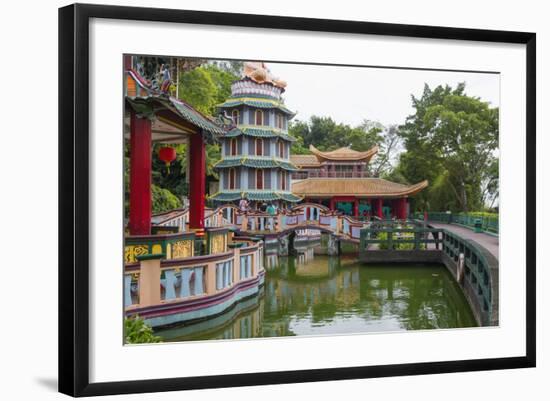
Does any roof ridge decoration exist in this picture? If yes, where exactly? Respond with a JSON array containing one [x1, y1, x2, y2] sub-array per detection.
[[309, 144, 379, 162]]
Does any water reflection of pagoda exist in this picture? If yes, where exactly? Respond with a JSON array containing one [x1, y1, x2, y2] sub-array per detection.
[[210, 62, 301, 207]]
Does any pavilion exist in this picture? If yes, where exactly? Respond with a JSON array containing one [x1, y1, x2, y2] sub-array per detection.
[[290, 145, 428, 219], [124, 56, 225, 237]]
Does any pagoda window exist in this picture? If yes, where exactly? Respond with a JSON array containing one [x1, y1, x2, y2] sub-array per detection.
[[278, 141, 284, 158], [232, 109, 240, 125], [255, 109, 264, 126], [255, 138, 264, 156], [256, 169, 264, 189], [281, 171, 287, 190], [230, 138, 237, 156], [229, 168, 236, 190], [276, 114, 284, 129]]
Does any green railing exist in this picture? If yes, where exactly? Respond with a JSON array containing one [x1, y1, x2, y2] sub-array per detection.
[[440, 230, 496, 325], [359, 226, 443, 251], [410, 212, 499, 234]]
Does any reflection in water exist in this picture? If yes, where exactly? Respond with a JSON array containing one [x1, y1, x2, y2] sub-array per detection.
[[156, 253, 477, 342]]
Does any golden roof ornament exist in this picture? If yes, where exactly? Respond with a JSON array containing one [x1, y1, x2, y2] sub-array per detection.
[[243, 62, 287, 88]]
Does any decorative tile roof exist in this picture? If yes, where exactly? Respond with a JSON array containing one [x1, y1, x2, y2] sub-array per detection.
[[209, 190, 301, 202], [291, 178, 428, 197], [217, 97, 295, 116], [214, 157, 298, 171], [309, 144, 379, 162], [290, 154, 321, 167], [223, 126, 296, 142]]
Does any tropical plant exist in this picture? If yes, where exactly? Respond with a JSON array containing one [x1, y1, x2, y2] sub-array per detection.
[[124, 316, 162, 344]]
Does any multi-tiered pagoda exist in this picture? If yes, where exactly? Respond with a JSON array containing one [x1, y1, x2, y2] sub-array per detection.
[[210, 62, 301, 206]]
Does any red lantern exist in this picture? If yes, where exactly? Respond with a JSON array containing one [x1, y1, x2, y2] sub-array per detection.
[[159, 146, 177, 173]]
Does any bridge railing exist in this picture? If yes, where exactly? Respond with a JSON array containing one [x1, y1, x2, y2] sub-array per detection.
[[124, 239, 264, 310], [359, 226, 443, 251], [441, 230, 498, 325], [411, 211, 499, 234]]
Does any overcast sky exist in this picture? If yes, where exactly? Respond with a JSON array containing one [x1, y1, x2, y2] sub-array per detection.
[[262, 62, 500, 127]]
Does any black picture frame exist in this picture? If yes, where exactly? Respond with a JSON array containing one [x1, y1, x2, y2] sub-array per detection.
[[58, 3, 536, 397]]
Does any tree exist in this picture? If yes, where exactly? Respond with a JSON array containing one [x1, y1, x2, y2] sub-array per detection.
[[370, 124, 401, 177], [396, 83, 499, 212]]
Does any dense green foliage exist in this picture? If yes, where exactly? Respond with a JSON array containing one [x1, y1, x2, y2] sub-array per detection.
[[152, 184, 182, 214], [395, 83, 499, 212], [124, 316, 162, 344]]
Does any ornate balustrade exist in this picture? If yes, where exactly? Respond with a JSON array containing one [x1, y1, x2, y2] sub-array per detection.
[[124, 239, 264, 313], [125, 231, 195, 263]]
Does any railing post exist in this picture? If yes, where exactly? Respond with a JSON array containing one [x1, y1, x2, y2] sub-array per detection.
[[136, 253, 164, 307], [206, 261, 217, 294]]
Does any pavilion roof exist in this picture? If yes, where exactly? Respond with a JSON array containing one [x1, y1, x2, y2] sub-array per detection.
[[290, 154, 321, 167], [309, 145, 379, 162], [125, 69, 226, 141], [291, 178, 428, 198]]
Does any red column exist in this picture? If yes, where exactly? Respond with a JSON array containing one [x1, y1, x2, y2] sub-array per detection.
[[353, 198, 359, 217], [329, 198, 335, 211], [377, 198, 383, 219], [189, 133, 206, 230], [400, 198, 408, 220], [129, 111, 152, 235]]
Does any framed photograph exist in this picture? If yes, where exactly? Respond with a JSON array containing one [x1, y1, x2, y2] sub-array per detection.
[[58, 3, 536, 397]]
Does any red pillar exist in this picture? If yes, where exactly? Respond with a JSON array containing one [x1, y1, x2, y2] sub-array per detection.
[[353, 198, 359, 217], [129, 111, 152, 235], [329, 198, 335, 211], [377, 198, 383, 219], [400, 198, 408, 219], [189, 133, 206, 230]]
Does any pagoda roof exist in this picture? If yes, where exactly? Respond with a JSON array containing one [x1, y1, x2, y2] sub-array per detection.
[[224, 126, 296, 142], [309, 145, 379, 162], [291, 178, 428, 198], [217, 97, 295, 116], [214, 156, 298, 171], [209, 190, 301, 202]]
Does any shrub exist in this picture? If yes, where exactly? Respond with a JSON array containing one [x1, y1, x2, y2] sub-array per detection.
[[124, 316, 162, 344]]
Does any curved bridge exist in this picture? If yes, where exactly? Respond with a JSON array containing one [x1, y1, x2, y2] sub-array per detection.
[[152, 202, 372, 241]]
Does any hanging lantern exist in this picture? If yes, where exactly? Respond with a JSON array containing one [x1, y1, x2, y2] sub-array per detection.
[[159, 146, 177, 174]]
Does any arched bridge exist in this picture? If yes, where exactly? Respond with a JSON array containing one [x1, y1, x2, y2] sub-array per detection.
[[152, 202, 372, 241]]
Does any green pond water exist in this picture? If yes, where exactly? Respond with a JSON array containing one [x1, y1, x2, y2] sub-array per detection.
[[155, 254, 477, 342]]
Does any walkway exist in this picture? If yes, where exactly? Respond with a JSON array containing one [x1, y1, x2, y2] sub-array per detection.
[[428, 222, 499, 259]]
